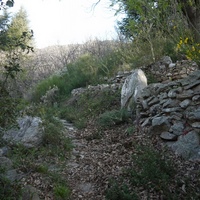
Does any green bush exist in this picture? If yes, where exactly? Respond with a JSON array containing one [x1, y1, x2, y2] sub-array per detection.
[[106, 144, 195, 199], [128, 145, 176, 192], [106, 181, 138, 200], [30, 50, 126, 105], [35, 164, 48, 174], [0, 96, 17, 127], [96, 50, 123, 77], [41, 114, 73, 156], [98, 109, 130, 128], [8, 144, 39, 173], [58, 89, 121, 129], [31, 54, 104, 103]]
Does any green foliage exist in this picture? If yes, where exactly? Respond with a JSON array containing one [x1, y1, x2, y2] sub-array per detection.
[[106, 144, 178, 199], [20, 104, 73, 155], [112, 0, 194, 41], [176, 36, 200, 65], [31, 54, 100, 102], [6, 104, 72, 199], [0, 9, 33, 80], [5, 7, 32, 50], [35, 164, 49, 174], [128, 145, 176, 192], [0, 176, 21, 200], [0, 83, 21, 127], [106, 181, 138, 200], [145, 72, 158, 84], [8, 142, 71, 199], [42, 116, 64, 145], [58, 89, 121, 129], [30, 76, 60, 102], [30, 49, 125, 104], [126, 126, 135, 135], [8, 144, 39, 173], [110, 0, 196, 66], [53, 184, 70, 200], [96, 50, 123, 77], [98, 109, 130, 128]]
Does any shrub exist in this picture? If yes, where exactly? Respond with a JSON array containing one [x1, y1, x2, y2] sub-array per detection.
[[98, 109, 130, 128], [176, 36, 200, 65], [106, 144, 191, 199], [53, 184, 70, 200], [0, 175, 21, 200], [41, 114, 72, 154], [35, 164, 48, 174], [31, 54, 103, 103], [58, 89, 121, 128], [106, 181, 138, 200], [0, 95, 17, 127], [40, 85, 59, 105], [128, 145, 176, 192], [96, 50, 123, 77]]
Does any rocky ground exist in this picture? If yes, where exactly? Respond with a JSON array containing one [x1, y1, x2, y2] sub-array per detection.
[[65, 120, 200, 200], [16, 116, 200, 200]]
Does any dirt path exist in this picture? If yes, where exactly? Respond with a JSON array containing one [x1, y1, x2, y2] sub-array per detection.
[[66, 122, 135, 200], [19, 119, 199, 199]]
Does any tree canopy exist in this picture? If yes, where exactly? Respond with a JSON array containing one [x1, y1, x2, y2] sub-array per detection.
[[0, 0, 33, 87], [110, 0, 200, 42]]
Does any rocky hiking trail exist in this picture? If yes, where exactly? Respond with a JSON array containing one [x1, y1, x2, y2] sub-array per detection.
[[2, 60, 200, 199], [7, 117, 199, 200], [64, 119, 200, 200], [65, 121, 134, 200]]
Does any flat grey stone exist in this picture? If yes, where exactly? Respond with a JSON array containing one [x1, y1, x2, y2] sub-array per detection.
[[79, 182, 93, 193], [160, 132, 178, 141], [169, 122, 184, 136], [171, 131, 200, 160], [22, 185, 40, 200], [179, 99, 191, 108]]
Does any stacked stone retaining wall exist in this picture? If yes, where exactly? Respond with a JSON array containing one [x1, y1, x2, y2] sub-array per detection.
[[137, 70, 200, 160]]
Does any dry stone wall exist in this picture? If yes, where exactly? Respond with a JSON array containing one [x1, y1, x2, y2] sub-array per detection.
[[141, 56, 199, 82], [137, 70, 200, 160]]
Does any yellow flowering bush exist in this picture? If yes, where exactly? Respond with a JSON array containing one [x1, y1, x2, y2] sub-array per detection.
[[176, 37, 200, 64]]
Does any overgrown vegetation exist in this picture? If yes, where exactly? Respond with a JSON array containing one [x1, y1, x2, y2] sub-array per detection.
[[5, 112, 72, 199], [30, 51, 122, 103], [58, 89, 121, 128], [98, 109, 130, 128], [106, 144, 200, 199], [0, 175, 21, 200]]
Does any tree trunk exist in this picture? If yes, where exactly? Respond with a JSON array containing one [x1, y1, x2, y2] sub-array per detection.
[[180, 0, 200, 42]]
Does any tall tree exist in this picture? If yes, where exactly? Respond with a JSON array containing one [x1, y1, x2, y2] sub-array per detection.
[[0, 0, 33, 88], [6, 7, 33, 50]]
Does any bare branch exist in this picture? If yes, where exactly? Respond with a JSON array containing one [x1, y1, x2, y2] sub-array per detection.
[[92, 0, 101, 10]]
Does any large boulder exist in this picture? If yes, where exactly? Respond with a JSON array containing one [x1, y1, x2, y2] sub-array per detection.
[[170, 131, 200, 160], [121, 69, 147, 111], [3, 116, 43, 148]]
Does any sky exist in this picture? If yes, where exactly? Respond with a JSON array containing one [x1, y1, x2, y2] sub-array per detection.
[[8, 0, 120, 48]]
